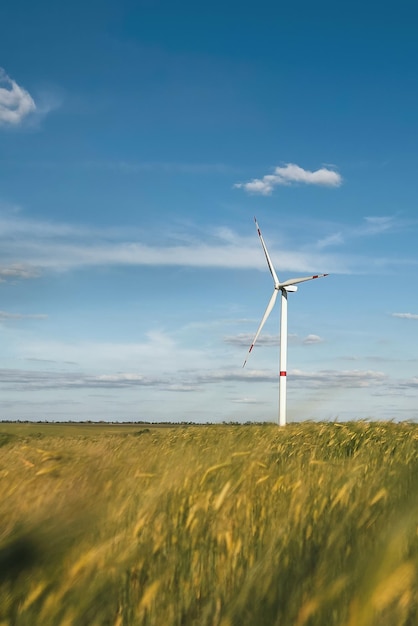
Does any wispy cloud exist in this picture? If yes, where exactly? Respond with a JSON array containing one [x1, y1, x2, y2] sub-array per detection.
[[0, 264, 40, 281], [224, 333, 323, 347], [231, 397, 265, 405], [398, 377, 418, 389], [316, 232, 344, 249], [338, 354, 418, 363], [289, 368, 387, 389], [0, 368, 163, 390], [313, 214, 401, 255], [0, 311, 47, 321], [234, 163, 342, 195], [0, 68, 36, 127], [17, 331, 207, 376], [224, 333, 280, 347], [0, 211, 347, 277], [360, 216, 395, 236], [0, 363, 394, 396], [194, 367, 386, 390], [392, 313, 418, 320], [0, 210, 413, 280]]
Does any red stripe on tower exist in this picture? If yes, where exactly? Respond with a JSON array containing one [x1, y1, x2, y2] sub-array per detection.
[[280, 371, 287, 376]]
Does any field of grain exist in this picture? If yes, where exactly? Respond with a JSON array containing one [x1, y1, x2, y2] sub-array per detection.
[[1, 421, 418, 626]]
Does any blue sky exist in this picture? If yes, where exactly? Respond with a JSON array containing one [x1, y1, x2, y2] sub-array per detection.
[[1, 0, 418, 422]]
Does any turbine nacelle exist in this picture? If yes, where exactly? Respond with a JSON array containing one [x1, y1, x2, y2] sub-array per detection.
[[282, 285, 297, 292], [275, 284, 298, 292]]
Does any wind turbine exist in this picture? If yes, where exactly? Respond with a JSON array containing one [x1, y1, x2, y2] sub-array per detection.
[[243, 217, 328, 426]]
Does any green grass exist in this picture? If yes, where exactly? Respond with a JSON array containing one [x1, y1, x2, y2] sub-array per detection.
[[1, 421, 418, 625]]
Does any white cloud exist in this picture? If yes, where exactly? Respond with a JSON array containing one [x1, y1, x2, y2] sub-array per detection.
[[392, 313, 418, 320], [302, 334, 324, 345], [0, 68, 36, 126], [234, 163, 342, 195]]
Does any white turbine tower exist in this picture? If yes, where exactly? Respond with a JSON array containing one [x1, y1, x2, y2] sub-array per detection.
[[243, 217, 328, 426]]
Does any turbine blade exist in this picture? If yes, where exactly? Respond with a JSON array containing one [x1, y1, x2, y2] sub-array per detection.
[[279, 273, 329, 288], [254, 217, 280, 286], [243, 289, 278, 367]]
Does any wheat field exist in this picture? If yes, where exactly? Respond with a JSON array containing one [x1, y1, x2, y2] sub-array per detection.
[[1, 421, 418, 625]]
